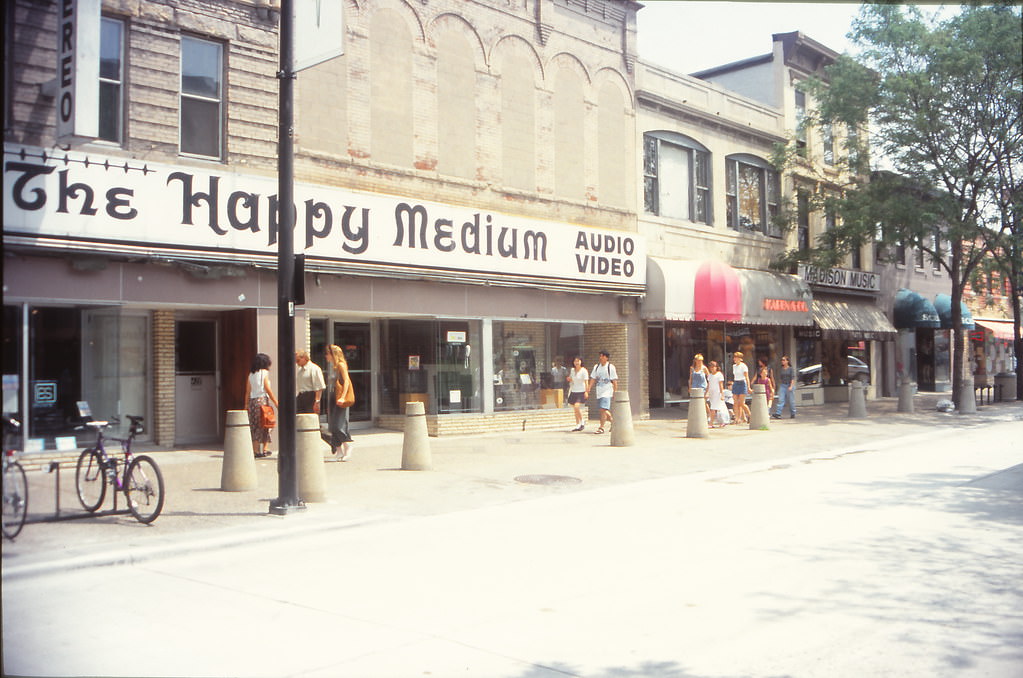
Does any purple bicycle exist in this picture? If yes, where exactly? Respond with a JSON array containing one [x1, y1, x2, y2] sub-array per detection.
[[75, 416, 165, 524]]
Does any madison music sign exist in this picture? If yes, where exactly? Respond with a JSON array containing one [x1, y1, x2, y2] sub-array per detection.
[[798, 264, 880, 293], [3, 145, 645, 293]]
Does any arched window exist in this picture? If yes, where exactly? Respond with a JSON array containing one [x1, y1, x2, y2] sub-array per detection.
[[725, 154, 780, 237], [643, 132, 711, 225]]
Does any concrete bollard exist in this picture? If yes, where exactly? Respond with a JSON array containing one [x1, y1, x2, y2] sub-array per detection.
[[959, 375, 977, 414], [221, 410, 257, 491], [749, 383, 770, 430], [295, 413, 327, 502], [610, 390, 635, 447], [686, 388, 709, 439], [897, 381, 915, 413], [401, 401, 433, 470], [994, 372, 1017, 402], [848, 381, 868, 418]]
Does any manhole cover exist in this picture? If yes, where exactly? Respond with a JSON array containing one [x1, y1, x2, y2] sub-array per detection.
[[514, 474, 582, 486]]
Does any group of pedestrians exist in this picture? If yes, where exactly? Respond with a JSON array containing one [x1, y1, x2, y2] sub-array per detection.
[[244, 348, 798, 450], [566, 350, 619, 434], [688, 352, 797, 429], [244, 346, 355, 461]]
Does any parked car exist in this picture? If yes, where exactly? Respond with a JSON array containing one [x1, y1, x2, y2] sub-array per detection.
[[798, 356, 870, 386]]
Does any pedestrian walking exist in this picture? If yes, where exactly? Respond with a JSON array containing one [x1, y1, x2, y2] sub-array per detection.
[[586, 350, 618, 434], [728, 351, 751, 425], [706, 360, 730, 427], [689, 353, 711, 425], [295, 349, 326, 415], [325, 344, 355, 461], [567, 356, 589, 432], [773, 355, 797, 419], [244, 352, 278, 458]]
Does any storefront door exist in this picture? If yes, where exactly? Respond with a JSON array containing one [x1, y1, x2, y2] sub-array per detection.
[[916, 329, 936, 391], [174, 319, 219, 444], [332, 322, 371, 423]]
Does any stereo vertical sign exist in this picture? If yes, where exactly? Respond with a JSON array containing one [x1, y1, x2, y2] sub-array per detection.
[[56, 0, 100, 144]]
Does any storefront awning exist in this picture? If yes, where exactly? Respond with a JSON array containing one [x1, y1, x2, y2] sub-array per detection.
[[643, 257, 812, 326], [893, 288, 941, 328], [974, 319, 1019, 342], [934, 294, 976, 330], [736, 269, 813, 327], [812, 299, 897, 340]]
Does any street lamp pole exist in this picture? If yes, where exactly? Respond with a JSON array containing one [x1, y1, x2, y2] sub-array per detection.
[[270, 0, 302, 515]]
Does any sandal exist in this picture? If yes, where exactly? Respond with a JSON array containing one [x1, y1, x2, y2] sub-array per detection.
[[595, 428, 605, 434]]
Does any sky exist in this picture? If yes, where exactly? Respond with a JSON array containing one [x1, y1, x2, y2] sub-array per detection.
[[636, 2, 865, 74], [637, 2, 928, 75]]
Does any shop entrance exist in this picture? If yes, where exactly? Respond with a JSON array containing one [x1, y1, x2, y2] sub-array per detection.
[[916, 329, 936, 391], [331, 322, 371, 424], [174, 319, 219, 444]]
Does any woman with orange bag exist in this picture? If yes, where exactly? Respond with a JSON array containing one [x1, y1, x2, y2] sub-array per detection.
[[325, 344, 355, 461]]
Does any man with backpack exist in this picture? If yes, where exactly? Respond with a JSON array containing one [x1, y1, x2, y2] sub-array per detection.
[[586, 350, 618, 434]]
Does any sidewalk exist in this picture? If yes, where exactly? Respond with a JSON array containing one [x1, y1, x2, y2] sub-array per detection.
[[3, 393, 1021, 579]]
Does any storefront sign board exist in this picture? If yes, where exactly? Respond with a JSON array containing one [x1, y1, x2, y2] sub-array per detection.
[[3, 145, 645, 294], [798, 264, 880, 293]]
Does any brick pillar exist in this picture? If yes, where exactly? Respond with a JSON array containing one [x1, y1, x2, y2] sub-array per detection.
[[584, 323, 628, 419], [153, 310, 175, 446]]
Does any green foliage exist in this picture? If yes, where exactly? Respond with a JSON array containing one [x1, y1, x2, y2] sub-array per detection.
[[778, 4, 1021, 272], [777, 3, 1023, 403]]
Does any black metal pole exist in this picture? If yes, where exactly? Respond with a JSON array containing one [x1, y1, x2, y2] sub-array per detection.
[[270, 0, 302, 515]]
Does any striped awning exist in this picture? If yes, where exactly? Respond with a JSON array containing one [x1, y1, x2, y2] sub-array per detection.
[[812, 299, 896, 340], [974, 319, 1019, 342]]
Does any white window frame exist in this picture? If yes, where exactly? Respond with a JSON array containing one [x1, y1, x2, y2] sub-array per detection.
[[643, 132, 712, 225], [179, 35, 224, 159], [726, 155, 780, 238], [98, 16, 124, 144]]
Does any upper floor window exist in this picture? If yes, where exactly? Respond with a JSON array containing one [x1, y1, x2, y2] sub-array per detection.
[[180, 36, 223, 158], [823, 123, 835, 165], [932, 234, 942, 271], [98, 17, 124, 144], [847, 125, 861, 168], [797, 190, 810, 252], [794, 89, 807, 153], [643, 133, 711, 224], [726, 155, 781, 237]]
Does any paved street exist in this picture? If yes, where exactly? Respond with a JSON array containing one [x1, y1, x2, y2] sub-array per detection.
[[2, 397, 1022, 677]]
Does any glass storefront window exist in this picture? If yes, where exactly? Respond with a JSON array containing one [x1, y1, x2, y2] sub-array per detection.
[[797, 337, 819, 386], [30, 307, 83, 443], [9, 306, 150, 449], [379, 319, 481, 415], [660, 322, 780, 402], [492, 321, 582, 411], [802, 338, 870, 387], [3, 306, 23, 422]]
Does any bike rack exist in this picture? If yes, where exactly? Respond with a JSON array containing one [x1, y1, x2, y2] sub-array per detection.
[[30, 460, 130, 524]]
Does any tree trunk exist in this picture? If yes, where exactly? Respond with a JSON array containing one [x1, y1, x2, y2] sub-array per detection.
[[950, 245, 966, 409]]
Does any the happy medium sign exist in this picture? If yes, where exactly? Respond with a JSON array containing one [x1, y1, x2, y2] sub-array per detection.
[[4, 145, 645, 293]]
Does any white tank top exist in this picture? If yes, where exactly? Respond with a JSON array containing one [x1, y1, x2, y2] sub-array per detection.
[[248, 369, 267, 399]]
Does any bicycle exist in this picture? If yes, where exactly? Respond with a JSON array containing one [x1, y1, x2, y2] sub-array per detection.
[[2, 416, 28, 540], [75, 415, 165, 524]]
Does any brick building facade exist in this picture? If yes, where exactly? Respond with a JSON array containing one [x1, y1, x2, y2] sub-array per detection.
[[3, 0, 646, 447]]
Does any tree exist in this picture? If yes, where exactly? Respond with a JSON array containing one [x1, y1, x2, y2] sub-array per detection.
[[779, 3, 1023, 408]]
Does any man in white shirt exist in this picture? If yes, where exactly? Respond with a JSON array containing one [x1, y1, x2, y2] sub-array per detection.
[[295, 350, 327, 414], [586, 350, 618, 434]]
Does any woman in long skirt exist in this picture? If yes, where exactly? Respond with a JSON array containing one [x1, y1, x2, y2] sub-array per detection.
[[244, 353, 278, 457], [325, 344, 354, 460]]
